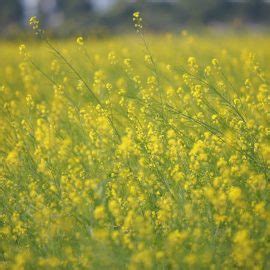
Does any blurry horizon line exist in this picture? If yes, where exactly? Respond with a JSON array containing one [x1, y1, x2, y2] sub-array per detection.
[[18, 0, 270, 28]]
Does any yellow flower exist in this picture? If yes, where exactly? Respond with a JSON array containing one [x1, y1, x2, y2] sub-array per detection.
[[94, 205, 105, 220], [6, 150, 19, 166], [76, 36, 84, 46], [133, 11, 143, 31], [133, 12, 140, 18], [29, 16, 39, 30], [233, 230, 253, 267], [228, 186, 242, 204]]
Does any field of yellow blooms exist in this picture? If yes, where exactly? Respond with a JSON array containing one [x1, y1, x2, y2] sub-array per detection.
[[0, 16, 270, 269]]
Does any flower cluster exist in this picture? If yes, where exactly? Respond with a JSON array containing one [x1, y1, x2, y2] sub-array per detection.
[[133, 12, 143, 32], [0, 22, 269, 269]]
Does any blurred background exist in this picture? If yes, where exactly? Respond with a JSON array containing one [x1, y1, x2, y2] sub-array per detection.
[[1, 0, 270, 38]]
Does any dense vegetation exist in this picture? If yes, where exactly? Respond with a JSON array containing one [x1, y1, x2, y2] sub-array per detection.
[[0, 15, 269, 269]]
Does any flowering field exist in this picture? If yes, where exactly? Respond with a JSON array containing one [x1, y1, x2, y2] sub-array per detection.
[[0, 16, 270, 269]]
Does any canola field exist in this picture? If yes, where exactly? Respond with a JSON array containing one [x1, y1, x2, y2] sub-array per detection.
[[0, 16, 270, 269]]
